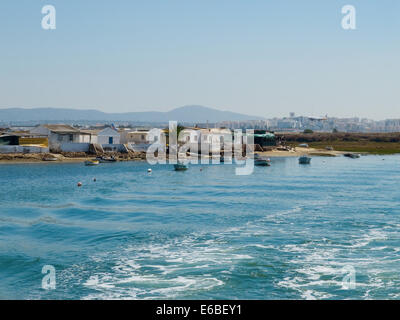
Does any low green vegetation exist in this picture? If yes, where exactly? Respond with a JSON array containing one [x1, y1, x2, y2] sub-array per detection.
[[281, 132, 400, 155], [309, 141, 400, 155]]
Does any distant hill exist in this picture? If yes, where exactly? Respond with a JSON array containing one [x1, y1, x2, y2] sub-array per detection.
[[0, 105, 264, 123]]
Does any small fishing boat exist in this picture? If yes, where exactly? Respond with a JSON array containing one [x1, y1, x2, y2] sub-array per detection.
[[174, 162, 189, 171], [84, 160, 100, 166], [299, 155, 311, 164], [344, 153, 360, 159], [299, 143, 309, 148], [96, 156, 117, 163], [254, 153, 271, 166], [43, 156, 57, 161]]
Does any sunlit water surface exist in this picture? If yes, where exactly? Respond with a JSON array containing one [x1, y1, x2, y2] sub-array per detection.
[[0, 155, 400, 299]]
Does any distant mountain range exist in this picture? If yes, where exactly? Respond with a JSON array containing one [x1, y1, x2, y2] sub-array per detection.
[[0, 106, 264, 123], [0, 105, 264, 123]]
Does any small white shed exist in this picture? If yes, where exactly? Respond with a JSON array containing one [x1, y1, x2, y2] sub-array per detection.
[[97, 127, 120, 145]]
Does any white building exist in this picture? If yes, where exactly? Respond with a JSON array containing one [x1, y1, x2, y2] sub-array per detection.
[[97, 127, 120, 145], [120, 130, 150, 145], [30, 124, 95, 152], [120, 129, 169, 152]]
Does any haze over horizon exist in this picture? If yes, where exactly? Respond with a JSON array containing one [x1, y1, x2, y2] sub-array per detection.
[[1, 0, 399, 120], [0, 105, 399, 122]]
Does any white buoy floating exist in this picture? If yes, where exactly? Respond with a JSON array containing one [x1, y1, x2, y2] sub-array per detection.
[[148, 168, 152, 173]]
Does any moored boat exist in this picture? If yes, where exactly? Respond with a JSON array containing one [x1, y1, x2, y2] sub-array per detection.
[[254, 153, 271, 166], [84, 160, 100, 166], [174, 162, 189, 171], [299, 155, 311, 164], [344, 153, 360, 159], [96, 156, 117, 163]]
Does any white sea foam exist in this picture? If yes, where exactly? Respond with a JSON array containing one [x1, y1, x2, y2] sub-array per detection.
[[80, 232, 255, 299], [274, 225, 400, 299], [66, 209, 400, 300]]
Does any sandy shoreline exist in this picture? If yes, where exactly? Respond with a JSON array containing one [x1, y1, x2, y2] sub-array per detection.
[[257, 147, 346, 158], [0, 151, 147, 164], [0, 157, 95, 164], [0, 147, 351, 164]]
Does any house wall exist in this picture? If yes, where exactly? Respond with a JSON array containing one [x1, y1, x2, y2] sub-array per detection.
[[60, 143, 90, 152], [0, 145, 49, 154], [98, 135, 120, 145], [48, 133, 71, 152], [48, 133, 93, 151], [121, 132, 149, 144], [88, 135, 98, 144], [98, 128, 121, 145], [76, 134, 93, 143], [102, 144, 126, 152]]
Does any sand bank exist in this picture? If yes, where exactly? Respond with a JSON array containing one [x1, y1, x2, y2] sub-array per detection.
[[257, 147, 345, 158], [0, 147, 348, 164]]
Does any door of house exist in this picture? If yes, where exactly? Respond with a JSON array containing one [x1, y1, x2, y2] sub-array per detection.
[[109, 137, 113, 144]]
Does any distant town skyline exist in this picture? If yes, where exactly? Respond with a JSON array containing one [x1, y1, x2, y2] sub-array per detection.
[[1, 1, 399, 120], [1, 105, 400, 123]]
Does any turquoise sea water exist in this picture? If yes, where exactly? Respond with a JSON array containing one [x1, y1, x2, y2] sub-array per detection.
[[0, 155, 400, 300]]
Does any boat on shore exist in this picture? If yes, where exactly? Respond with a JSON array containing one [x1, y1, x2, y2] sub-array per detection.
[[299, 155, 311, 164], [254, 153, 271, 166], [42, 156, 58, 161], [344, 153, 360, 159], [84, 160, 100, 166]]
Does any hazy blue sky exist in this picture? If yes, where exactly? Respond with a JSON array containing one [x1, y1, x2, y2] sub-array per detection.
[[0, 0, 399, 119]]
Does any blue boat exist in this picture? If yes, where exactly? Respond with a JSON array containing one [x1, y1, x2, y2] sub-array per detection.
[[174, 162, 189, 171], [254, 153, 271, 166], [344, 153, 360, 159], [299, 155, 311, 164]]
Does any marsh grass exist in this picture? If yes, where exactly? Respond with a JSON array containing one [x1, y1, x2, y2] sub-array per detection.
[[309, 141, 400, 154], [281, 132, 400, 155]]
